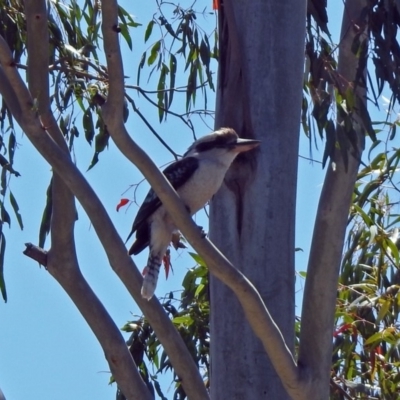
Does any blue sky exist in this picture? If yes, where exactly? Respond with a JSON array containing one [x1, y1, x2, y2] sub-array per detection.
[[0, 1, 389, 399]]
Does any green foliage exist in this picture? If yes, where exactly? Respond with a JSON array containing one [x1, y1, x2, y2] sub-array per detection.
[[9, 191, 23, 230], [303, 2, 400, 168], [0, 232, 6, 301], [329, 118, 400, 398], [0, 0, 25, 64], [273, 5, 400, 396], [136, 2, 217, 122], [368, 1, 400, 104], [0, 124, 21, 299]]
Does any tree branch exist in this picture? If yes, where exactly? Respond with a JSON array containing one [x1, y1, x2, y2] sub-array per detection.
[[299, 0, 368, 398], [23, 245, 152, 400], [23, 243, 48, 265], [100, 1, 211, 398], [24, 0, 74, 238], [100, 0, 303, 397], [22, 3, 153, 398], [24, 0, 50, 115], [47, 250, 154, 400]]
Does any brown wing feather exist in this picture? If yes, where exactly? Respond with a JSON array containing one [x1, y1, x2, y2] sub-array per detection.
[[127, 157, 199, 254]]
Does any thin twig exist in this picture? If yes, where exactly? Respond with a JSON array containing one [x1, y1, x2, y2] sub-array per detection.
[[132, 87, 196, 134], [125, 94, 179, 159], [126, 82, 207, 94]]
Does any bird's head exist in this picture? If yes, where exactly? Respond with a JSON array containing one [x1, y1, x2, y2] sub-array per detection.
[[184, 128, 260, 163]]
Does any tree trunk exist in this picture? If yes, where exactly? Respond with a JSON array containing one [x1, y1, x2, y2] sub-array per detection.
[[209, 1, 306, 398]]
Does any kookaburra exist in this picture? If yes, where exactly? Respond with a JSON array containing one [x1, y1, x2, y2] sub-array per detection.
[[127, 127, 260, 300]]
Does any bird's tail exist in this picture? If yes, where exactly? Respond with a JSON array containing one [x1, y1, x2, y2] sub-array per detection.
[[141, 253, 162, 300]]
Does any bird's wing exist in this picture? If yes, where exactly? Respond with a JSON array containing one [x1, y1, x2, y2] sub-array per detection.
[[127, 157, 199, 241]]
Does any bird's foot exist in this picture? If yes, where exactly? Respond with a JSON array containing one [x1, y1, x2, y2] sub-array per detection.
[[171, 231, 187, 250]]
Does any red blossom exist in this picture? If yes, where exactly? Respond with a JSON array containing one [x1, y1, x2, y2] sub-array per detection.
[[163, 249, 173, 279], [116, 198, 129, 211]]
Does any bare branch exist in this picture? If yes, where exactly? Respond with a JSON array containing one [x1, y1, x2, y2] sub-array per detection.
[[126, 83, 207, 94], [24, 0, 50, 115], [47, 248, 153, 400], [299, 0, 368, 397], [129, 88, 196, 134], [100, 1, 210, 399], [25, 0, 73, 237], [100, 1, 302, 398], [22, 243, 148, 400], [22, 3, 152, 398], [23, 243, 48, 265]]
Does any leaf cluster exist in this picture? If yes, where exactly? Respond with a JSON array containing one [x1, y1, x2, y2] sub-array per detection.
[[330, 142, 400, 399], [368, 1, 400, 105], [303, 2, 400, 168], [136, 1, 217, 126]]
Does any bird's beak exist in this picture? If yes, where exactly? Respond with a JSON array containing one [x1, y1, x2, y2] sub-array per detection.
[[231, 138, 261, 153]]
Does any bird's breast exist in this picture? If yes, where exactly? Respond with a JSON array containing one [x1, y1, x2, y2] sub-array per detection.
[[177, 160, 227, 214]]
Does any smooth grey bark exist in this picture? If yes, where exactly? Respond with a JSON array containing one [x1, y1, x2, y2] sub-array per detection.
[[299, 1, 367, 398], [210, 1, 306, 399]]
